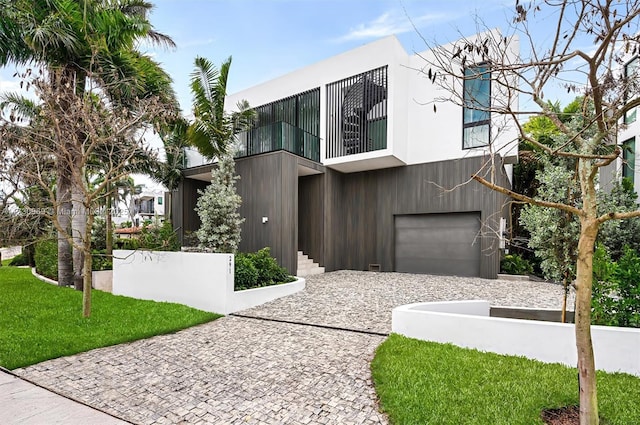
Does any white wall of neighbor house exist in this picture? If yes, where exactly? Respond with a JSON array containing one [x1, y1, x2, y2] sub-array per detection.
[[393, 301, 640, 377], [617, 110, 640, 193]]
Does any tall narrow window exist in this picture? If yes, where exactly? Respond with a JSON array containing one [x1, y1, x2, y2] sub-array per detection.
[[463, 64, 491, 149], [623, 137, 635, 184], [624, 57, 638, 124]]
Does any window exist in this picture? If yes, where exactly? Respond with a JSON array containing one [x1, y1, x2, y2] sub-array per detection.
[[625, 58, 638, 122], [157, 196, 163, 205], [624, 57, 638, 124], [463, 64, 491, 149], [623, 137, 635, 184]]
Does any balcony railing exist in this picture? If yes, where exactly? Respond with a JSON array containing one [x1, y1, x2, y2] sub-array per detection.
[[234, 121, 320, 162]]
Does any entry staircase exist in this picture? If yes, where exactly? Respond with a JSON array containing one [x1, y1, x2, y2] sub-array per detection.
[[297, 251, 325, 277]]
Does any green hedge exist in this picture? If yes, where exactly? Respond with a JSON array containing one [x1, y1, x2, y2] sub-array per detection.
[[34, 239, 58, 280], [234, 247, 295, 291]]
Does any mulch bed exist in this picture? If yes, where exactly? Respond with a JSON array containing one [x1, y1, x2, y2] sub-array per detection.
[[541, 405, 580, 425]]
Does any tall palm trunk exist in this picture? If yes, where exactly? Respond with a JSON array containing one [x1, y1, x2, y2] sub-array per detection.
[[71, 179, 86, 291], [106, 181, 113, 256], [56, 167, 73, 286]]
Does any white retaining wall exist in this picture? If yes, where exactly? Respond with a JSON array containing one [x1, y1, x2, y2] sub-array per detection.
[[392, 301, 640, 377], [113, 250, 304, 314]]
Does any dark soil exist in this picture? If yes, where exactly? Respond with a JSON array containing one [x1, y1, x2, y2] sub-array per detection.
[[541, 405, 580, 425]]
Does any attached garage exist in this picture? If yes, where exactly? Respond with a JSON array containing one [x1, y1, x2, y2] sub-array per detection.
[[394, 212, 481, 277]]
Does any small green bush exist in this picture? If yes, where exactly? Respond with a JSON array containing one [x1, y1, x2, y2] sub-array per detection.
[[500, 253, 533, 275], [114, 238, 141, 250], [91, 250, 112, 271], [34, 239, 58, 280], [139, 222, 179, 251], [234, 254, 259, 290], [592, 245, 640, 327], [8, 253, 28, 266], [234, 247, 294, 291]]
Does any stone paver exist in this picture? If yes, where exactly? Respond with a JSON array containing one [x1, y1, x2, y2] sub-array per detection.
[[239, 270, 575, 334], [15, 317, 386, 425], [14, 271, 573, 424]]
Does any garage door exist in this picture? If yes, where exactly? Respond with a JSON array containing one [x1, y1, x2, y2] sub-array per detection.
[[394, 213, 481, 277]]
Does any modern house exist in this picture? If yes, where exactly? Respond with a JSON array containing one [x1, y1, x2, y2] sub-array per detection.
[[172, 32, 519, 279], [131, 188, 165, 226]]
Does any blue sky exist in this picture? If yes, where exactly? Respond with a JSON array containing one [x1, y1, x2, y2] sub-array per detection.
[[142, 0, 516, 113], [0, 0, 584, 115]]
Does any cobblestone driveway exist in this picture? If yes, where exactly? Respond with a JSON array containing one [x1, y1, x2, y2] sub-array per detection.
[[15, 271, 571, 424]]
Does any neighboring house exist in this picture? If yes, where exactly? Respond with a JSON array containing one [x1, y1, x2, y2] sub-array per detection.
[[132, 188, 165, 226], [172, 33, 519, 279], [600, 54, 640, 193]]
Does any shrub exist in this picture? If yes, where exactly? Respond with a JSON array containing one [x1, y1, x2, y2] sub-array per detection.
[[139, 221, 179, 251], [91, 250, 112, 271], [195, 154, 244, 253], [592, 245, 640, 328], [34, 239, 58, 280], [500, 253, 533, 275], [234, 247, 295, 291], [234, 254, 259, 290], [114, 238, 141, 250], [8, 253, 28, 266]]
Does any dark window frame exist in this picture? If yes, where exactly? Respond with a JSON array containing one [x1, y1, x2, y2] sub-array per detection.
[[622, 137, 635, 184], [624, 56, 638, 125], [462, 63, 491, 150]]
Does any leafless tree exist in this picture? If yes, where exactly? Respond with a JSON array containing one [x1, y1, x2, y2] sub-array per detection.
[[0, 70, 169, 317], [421, 2, 640, 424]]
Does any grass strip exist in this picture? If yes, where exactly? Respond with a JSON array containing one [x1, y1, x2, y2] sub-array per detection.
[[371, 334, 640, 425], [0, 267, 220, 370]]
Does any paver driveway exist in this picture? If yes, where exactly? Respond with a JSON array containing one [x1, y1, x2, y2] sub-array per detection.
[[15, 271, 570, 424]]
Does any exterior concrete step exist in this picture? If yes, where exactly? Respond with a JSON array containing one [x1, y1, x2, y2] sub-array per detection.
[[297, 251, 324, 277]]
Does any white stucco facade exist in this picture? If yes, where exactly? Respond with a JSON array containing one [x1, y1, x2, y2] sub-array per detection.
[[224, 31, 519, 174]]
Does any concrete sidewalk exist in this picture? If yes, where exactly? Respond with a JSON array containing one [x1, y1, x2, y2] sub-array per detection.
[[0, 369, 129, 425]]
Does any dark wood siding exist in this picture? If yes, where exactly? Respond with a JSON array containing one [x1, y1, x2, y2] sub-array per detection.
[[235, 152, 299, 274], [321, 156, 509, 278], [298, 175, 324, 266], [175, 154, 509, 279], [173, 178, 208, 244]]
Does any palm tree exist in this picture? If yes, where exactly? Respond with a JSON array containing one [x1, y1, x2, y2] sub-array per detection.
[[188, 56, 256, 159], [0, 0, 178, 288]]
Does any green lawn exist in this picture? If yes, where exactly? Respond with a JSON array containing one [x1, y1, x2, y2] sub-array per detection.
[[0, 266, 221, 370], [372, 334, 640, 425]]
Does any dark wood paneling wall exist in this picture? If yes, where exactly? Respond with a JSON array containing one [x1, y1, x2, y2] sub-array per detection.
[[175, 153, 509, 279], [321, 156, 509, 278], [298, 175, 324, 266], [173, 178, 208, 244], [235, 152, 298, 274]]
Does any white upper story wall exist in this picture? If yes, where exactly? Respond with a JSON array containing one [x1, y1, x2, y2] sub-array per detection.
[[224, 31, 519, 173]]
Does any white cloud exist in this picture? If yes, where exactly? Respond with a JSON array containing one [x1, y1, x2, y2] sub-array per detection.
[[335, 10, 449, 42]]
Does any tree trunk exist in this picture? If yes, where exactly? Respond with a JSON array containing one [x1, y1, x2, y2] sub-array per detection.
[[71, 179, 86, 291], [575, 219, 599, 425], [575, 154, 599, 425], [82, 210, 94, 318], [56, 167, 73, 287], [106, 181, 113, 256]]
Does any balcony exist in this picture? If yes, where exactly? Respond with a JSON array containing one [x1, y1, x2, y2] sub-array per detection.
[[234, 121, 320, 162]]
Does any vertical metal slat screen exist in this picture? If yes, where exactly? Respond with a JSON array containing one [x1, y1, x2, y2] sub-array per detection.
[[326, 66, 387, 159]]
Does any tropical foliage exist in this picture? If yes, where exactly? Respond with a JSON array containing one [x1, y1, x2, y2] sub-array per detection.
[[195, 154, 244, 252]]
